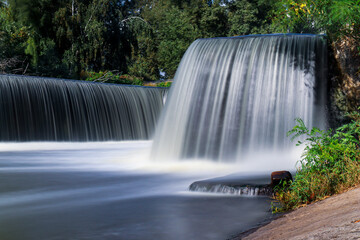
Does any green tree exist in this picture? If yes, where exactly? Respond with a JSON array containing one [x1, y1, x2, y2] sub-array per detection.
[[2, 0, 278, 80], [125, 14, 160, 81], [6, 0, 140, 78], [271, 0, 360, 40], [53, 0, 142, 77], [6, 0, 68, 76], [199, 0, 228, 38], [227, 0, 275, 36], [54, 0, 109, 76], [8, 0, 61, 66], [157, 6, 199, 78], [0, 3, 29, 73], [140, 0, 200, 78]]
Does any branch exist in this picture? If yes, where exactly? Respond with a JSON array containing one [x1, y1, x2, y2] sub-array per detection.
[[93, 70, 120, 83], [84, 0, 104, 33], [0, 56, 22, 72], [121, 16, 151, 28]]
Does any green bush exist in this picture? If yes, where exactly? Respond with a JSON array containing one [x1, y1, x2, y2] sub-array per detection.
[[273, 110, 360, 212], [156, 81, 172, 88]]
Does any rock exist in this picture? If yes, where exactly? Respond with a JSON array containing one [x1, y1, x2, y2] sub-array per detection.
[[271, 171, 293, 187], [328, 36, 360, 128], [189, 181, 273, 196], [188, 174, 273, 196]]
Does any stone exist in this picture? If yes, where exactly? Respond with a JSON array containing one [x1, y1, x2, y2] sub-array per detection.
[[271, 171, 293, 187]]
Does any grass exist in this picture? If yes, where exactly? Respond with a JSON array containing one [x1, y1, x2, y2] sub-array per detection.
[[273, 109, 360, 212]]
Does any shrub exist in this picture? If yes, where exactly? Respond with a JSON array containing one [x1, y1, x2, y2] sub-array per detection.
[[273, 110, 360, 212], [156, 81, 172, 88]]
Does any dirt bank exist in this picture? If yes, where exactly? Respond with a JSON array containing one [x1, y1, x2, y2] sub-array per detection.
[[235, 187, 360, 239]]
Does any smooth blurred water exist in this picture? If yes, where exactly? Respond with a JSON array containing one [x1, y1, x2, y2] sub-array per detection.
[[0, 75, 166, 141], [0, 34, 327, 240], [0, 142, 274, 240], [152, 34, 327, 162]]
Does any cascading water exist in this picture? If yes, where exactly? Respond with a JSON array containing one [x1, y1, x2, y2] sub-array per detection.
[[0, 75, 166, 141], [0, 34, 330, 240], [151, 34, 327, 162]]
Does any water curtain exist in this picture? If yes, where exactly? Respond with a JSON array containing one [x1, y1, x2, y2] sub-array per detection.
[[0, 75, 166, 141], [152, 34, 327, 162]]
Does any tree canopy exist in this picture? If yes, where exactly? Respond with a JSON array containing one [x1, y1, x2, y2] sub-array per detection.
[[1, 0, 359, 82], [0, 0, 277, 80]]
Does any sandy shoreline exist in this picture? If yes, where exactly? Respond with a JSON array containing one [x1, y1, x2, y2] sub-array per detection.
[[233, 187, 360, 239]]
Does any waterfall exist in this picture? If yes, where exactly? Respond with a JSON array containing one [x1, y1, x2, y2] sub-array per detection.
[[151, 34, 327, 162], [0, 75, 166, 141]]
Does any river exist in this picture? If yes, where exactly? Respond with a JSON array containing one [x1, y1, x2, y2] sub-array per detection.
[[0, 141, 273, 240]]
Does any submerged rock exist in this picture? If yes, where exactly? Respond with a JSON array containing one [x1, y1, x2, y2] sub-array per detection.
[[188, 174, 273, 196], [189, 181, 273, 196]]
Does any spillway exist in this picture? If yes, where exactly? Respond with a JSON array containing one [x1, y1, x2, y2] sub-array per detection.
[[151, 34, 328, 162], [0, 75, 166, 141]]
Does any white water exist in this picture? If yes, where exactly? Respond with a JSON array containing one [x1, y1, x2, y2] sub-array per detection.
[[0, 141, 236, 174], [152, 34, 327, 163]]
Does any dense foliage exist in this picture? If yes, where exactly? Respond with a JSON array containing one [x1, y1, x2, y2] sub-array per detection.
[[0, 0, 276, 81], [271, 0, 360, 70], [274, 110, 360, 211], [272, 0, 360, 39], [1, 0, 360, 89]]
